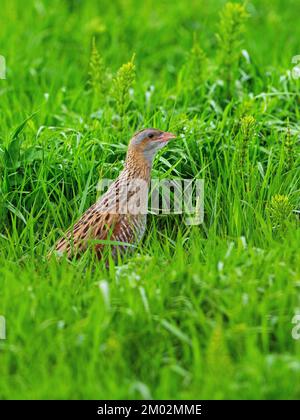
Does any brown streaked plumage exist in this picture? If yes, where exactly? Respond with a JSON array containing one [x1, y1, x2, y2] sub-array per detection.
[[53, 128, 176, 261]]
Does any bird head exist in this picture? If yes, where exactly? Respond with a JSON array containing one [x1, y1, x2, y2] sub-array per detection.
[[129, 128, 176, 163]]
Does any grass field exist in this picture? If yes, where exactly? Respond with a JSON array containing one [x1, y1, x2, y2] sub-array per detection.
[[0, 0, 300, 399]]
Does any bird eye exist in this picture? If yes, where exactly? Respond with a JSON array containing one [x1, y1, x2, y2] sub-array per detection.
[[148, 133, 154, 139]]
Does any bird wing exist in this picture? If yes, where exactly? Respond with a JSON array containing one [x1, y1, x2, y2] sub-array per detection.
[[54, 175, 143, 259], [54, 208, 138, 260], [55, 205, 118, 258], [55, 211, 139, 259]]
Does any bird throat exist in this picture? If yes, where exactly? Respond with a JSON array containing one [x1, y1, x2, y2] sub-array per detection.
[[124, 147, 152, 182]]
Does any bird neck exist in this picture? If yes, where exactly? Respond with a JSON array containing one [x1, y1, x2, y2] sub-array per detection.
[[124, 146, 152, 182]]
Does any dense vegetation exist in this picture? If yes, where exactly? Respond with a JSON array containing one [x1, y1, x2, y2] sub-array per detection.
[[0, 0, 299, 399]]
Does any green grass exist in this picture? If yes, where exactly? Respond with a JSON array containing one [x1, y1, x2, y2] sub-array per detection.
[[0, 0, 300, 399]]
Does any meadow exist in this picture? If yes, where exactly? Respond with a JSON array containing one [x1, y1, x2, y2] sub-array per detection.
[[0, 0, 300, 399]]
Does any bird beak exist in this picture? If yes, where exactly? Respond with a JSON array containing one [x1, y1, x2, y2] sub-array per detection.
[[158, 132, 176, 142]]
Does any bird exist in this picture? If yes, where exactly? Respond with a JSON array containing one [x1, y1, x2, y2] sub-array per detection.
[[53, 128, 176, 262]]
